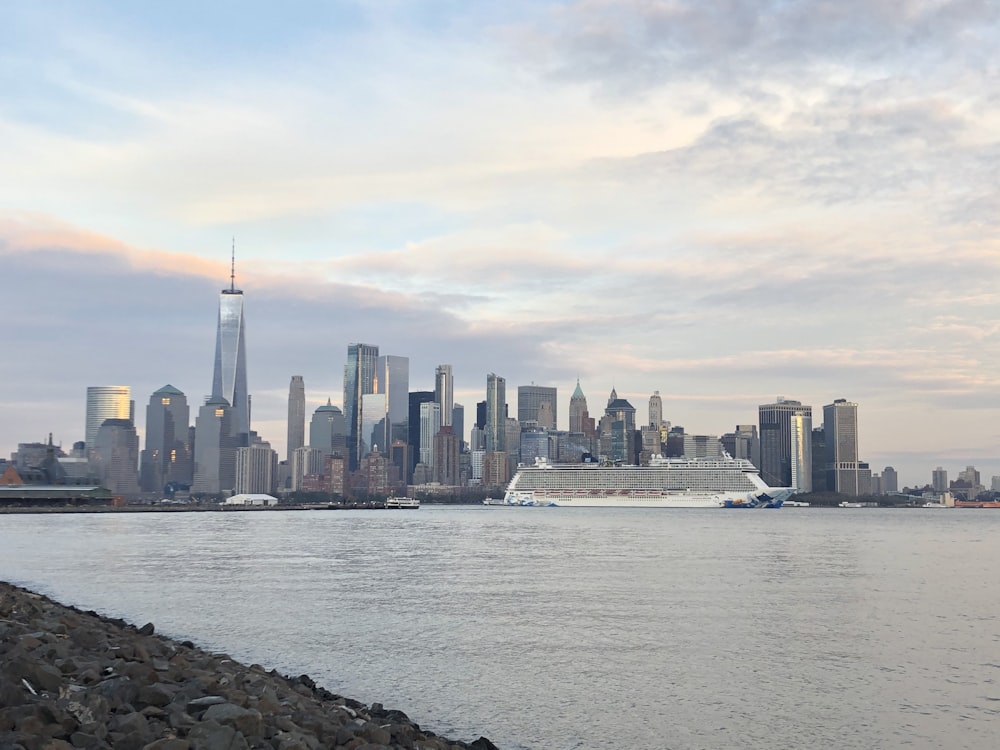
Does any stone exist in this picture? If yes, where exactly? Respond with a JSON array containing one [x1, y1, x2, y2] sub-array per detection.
[[201, 704, 263, 739], [186, 720, 249, 750], [140, 741, 190, 750], [185, 696, 227, 713], [68, 731, 109, 749], [137, 623, 155, 637]]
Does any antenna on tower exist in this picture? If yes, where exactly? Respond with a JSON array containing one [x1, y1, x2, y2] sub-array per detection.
[[230, 237, 236, 292]]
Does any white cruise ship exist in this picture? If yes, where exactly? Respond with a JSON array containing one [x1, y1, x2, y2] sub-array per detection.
[[503, 455, 794, 508]]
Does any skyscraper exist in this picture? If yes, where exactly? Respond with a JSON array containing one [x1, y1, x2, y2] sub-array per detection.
[[140, 385, 191, 492], [648, 391, 663, 428], [569, 379, 587, 434], [419, 401, 441, 468], [91, 418, 140, 496], [932, 466, 948, 492], [452, 404, 465, 451], [882, 466, 898, 494], [235, 443, 277, 495], [518, 385, 557, 430], [433, 425, 459, 485], [408, 391, 435, 482], [287, 376, 305, 462], [85, 386, 133, 449], [824, 398, 862, 495], [789, 412, 812, 492], [192, 396, 238, 495], [376, 355, 409, 445], [361, 392, 388, 456], [435, 365, 454, 427], [758, 398, 812, 488], [309, 400, 347, 457], [485, 373, 506, 453], [344, 343, 379, 470], [211, 255, 249, 446]]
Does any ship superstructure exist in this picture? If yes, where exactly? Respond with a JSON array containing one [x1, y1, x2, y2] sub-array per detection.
[[503, 455, 793, 508]]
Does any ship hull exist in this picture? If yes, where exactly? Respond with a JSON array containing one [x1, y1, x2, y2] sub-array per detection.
[[502, 491, 792, 508]]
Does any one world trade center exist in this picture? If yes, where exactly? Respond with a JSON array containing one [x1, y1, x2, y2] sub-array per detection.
[[211, 251, 250, 446]]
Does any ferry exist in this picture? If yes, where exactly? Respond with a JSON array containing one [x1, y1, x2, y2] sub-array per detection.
[[502, 455, 793, 508], [385, 496, 420, 509]]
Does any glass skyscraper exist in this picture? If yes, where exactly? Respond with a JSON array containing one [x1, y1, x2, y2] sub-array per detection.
[[85, 385, 133, 449], [211, 276, 249, 446], [344, 343, 379, 470]]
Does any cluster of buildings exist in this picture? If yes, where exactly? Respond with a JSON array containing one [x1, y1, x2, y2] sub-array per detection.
[[3, 268, 995, 502]]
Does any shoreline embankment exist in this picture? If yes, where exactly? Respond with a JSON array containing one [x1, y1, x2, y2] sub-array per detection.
[[0, 581, 499, 750]]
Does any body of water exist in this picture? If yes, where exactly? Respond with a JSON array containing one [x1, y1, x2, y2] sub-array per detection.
[[1, 507, 998, 749]]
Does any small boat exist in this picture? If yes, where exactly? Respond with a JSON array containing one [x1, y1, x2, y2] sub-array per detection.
[[783, 500, 811, 507], [385, 497, 420, 509], [838, 501, 864, 508], [922, 502, 948, 508]]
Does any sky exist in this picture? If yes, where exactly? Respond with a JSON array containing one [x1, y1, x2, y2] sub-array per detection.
[[2, 0, 999, 489]]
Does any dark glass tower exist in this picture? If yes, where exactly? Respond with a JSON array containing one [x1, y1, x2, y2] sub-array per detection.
[[344, 343, 379, 470]]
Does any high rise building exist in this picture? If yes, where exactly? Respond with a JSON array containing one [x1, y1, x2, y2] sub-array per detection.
[[309, 400, 347, 457], [648, 391, 663, 428], [932, 466, 948, 492], [376, 355, 410, 446], [91, 418, 140, 496], [291, 446, 324, 492], [604, 390, 637, 464], [505, 417, 521, 469], [235, 442, 277, 495], [824, 398, 862, 495], [789, 412, 812, 493], [419, 402, 441, 468], [435, 365, 454, 427], [485, 374, 506, 453], [720, 425, 759, 466], [192, 396, 238, 495], [758, 398, 811, 488], [85, 386, 133, 449], [211, 257, 250, 446], [569, 380, 587, 434], [882, 466, 898, 494], [518, 385, 557, 430], [433, 425, 459, 485], [140, 385, 191, 492], [287, 376, 305, 462], [408, 391, 435, 481], [361, 392, 388, 456], [452, 404, 465, 451], [344, 343, 379, 470]]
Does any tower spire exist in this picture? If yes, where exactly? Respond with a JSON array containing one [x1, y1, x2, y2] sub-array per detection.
[[230, 237, 236, 292]]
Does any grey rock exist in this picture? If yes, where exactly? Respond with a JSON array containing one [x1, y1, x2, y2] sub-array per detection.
[[187, 720, 249, 750], [185, 696, 227, 715], [201, 704, 263, 739]]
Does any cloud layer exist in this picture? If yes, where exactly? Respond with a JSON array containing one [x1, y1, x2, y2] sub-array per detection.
[[1, 1, 999, 486]]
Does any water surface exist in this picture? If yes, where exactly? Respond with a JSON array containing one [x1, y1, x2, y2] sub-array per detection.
[[1, 507, 998, 749]]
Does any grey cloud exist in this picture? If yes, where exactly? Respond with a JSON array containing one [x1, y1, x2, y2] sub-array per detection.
[[0, 247, 549, 454], [511, 0, 1000, 95]]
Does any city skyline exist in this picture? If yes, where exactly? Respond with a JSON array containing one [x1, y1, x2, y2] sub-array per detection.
[[2, 2, 999, 487]]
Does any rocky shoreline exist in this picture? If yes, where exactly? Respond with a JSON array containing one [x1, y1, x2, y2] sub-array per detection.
[[0, 582, 499, 750]]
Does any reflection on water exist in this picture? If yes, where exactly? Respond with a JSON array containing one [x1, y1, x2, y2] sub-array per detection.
[[2, 508, 999, 750]]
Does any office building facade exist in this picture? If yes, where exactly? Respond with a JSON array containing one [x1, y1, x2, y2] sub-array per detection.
[[758, 398, 812, 488], [287, 376, 305, 461], [85, 386, 133, 450]]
